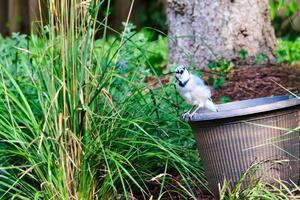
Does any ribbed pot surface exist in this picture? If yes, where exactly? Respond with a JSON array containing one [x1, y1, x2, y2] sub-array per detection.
[[188, 96, 300, 196]]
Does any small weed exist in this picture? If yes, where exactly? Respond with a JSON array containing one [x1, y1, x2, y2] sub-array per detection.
[[255, 53, 267, 65], [238, 48, 248, 60], [275, 38, 300, 63], [207, 59, 233, 89], [219, 96, 231, 103]]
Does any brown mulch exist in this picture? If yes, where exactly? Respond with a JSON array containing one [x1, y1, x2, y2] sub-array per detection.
[[210, 63, 300, 102], [196, 192, 217, 200]]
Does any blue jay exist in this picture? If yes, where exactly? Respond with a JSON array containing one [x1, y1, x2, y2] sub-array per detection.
[[175, 65, 218, 118]]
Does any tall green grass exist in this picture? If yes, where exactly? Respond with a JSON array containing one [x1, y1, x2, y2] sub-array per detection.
[[0, 0, 206, 199], [219, 161, 300, 200]]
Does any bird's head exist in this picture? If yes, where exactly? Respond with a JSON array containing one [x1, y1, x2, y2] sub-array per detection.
[[175, 65, 189, 82]]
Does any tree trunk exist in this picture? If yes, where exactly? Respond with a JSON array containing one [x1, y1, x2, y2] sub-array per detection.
[[167, 0, 277, 67]]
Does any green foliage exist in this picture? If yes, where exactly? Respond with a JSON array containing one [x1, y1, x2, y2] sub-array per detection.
[[269, 0, 300, 39], [269, 0, 299, 19], [275, 38, 300, 63], [220, 161, 300, 199], [117, 23, 167, 76], [255, 53, 267, 65], [238, 48, 248, 60], [219, 96, 231, 104], [0, 1, 204, 199], [213, 76, 225, 89], [207, 60, 233, 89], [1, 1, 300, 198], [234, 38, 300, 64]]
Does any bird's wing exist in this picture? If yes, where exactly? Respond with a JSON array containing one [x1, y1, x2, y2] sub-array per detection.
[[194, 85, 211, 98], [191, 74, 205, 86]]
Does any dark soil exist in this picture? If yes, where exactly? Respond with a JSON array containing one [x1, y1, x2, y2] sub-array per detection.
[[211, 63, 300, 102]]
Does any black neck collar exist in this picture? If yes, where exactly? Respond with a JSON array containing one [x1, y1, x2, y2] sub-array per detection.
[[176, 76, 190, 87]]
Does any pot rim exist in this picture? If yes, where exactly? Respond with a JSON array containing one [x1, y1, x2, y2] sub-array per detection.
[[186, 95, 300, 122]]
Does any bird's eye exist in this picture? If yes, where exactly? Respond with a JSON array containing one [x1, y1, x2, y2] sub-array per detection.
[[176, 66, 185, 74]]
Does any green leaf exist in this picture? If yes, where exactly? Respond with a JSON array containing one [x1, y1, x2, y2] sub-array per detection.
[[219, 96, 231, 103], [238, 48, 248, 60], [207, 62, 216, 69], [288, 0, 299, 13], [213, 76, 225, 89], [255, 53, 266, 65]]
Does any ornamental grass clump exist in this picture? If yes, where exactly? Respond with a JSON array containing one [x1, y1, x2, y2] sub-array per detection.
[[0, 0, 206, 199]]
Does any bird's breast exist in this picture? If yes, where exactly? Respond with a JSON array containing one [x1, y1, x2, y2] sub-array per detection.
[[176, 86, 193, 103]]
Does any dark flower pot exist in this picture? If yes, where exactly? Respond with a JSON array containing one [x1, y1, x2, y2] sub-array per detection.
[[186, 96, 300, 196]]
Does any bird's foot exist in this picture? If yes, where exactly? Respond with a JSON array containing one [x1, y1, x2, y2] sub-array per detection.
[[182, 111, 189, 118], [181, 111, 191, 121], [189, 111, 197, 118], [182, 111, 197, 121]]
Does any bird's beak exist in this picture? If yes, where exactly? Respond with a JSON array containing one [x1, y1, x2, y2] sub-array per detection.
[[163, 71, 176, 75]]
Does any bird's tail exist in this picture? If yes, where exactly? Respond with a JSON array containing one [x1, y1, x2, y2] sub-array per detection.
[[205, 99, 218, 112]]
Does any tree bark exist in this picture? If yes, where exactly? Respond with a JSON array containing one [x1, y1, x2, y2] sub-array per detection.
[[167, 0, 277, 67]]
